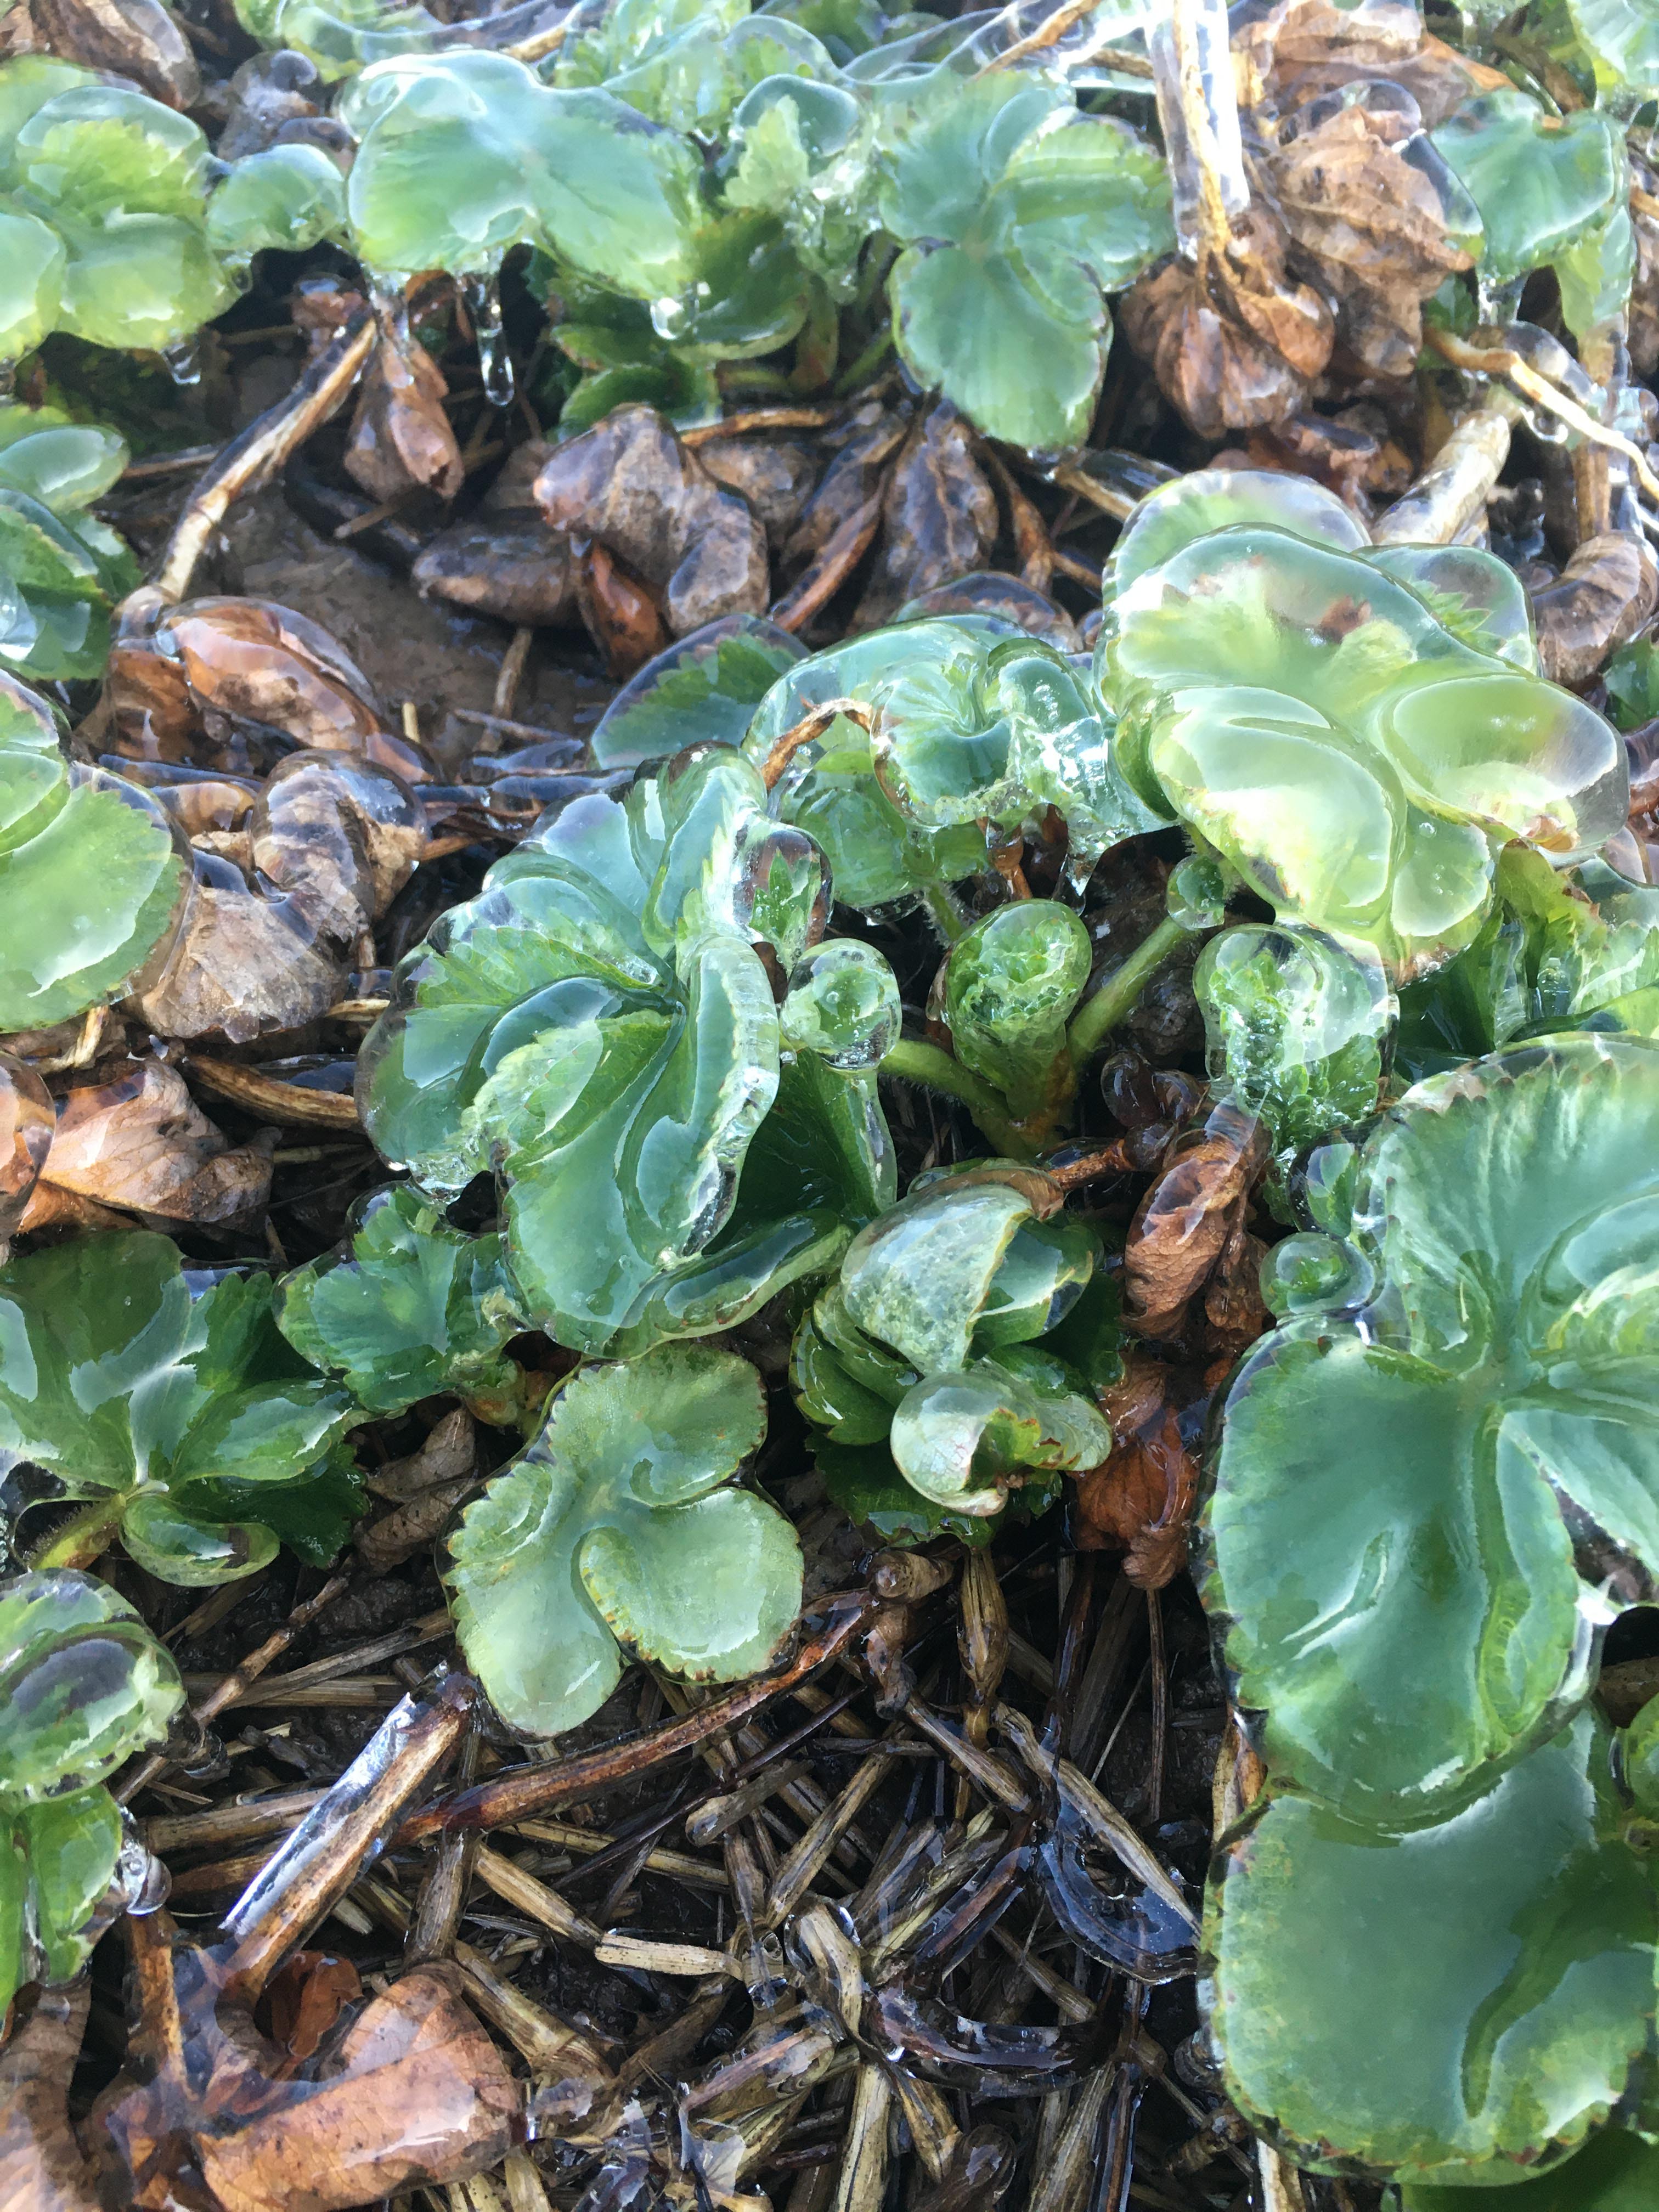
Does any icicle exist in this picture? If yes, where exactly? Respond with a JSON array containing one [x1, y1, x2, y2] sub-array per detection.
[[465, 272, 515, 408]]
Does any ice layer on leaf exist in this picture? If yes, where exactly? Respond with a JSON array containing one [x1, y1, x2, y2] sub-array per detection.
[[447, 1343, 801, 1735], [0, 1568, 183, 2013], [1101, 469, 1627, 977], [358, 744, 897, 1355], [1201, 1035, 1659, 1826], [0, 1232, 358, 1586]]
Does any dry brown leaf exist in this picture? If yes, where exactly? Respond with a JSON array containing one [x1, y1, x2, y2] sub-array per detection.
[[1074, 1357, 1198, 1589], [696, 436, 820, 546], [1122, 1101, 1268, 1339], [92, 1950, 520, 2212], [781, 402, 907, 571], [0, 0, 197, 105], [0, 1988, 102, 2212], [20, 1059, 274, 1228], [535, 405, 768, 637], [851, 402, 998, 631], [573, 540, 671, 677], [0, 1052, 55, 1235], [345, 323, 465, 504], [412, 517, 577, 628], [1533, 531, 1659, 687]]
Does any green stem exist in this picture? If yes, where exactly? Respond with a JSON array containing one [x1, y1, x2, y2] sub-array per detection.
[[32, 1492, 129, 1572], [832, 324, 895, 398], [920, 881, 970, 946], [880, 1038, 1034, 1159], [1067, 912, 1195, 1069]]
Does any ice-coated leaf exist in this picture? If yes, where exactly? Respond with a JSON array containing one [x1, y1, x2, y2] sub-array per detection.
[[0, 408, 140, 682], [720, 74, 877, 291], [943, 902, 1092, 1122], [1566, 0, 1659, 100], [1207, 1713, 1658, 2186], [1396, 847, 1659, 1080], [746, 616, 1154, 906], [204, 140, 349, 264], [340, 51, 704, 293], [1194, 923, 1393, 1168], [447, 1344, 801, 1734], [0, 675, 185, 1028], [0, 1232, 356, 1585], [1431, 92, 1623, 285], [876, 70, 1173, 450], [1102, 469, 1627, 977], [591, 614, 807, 769], [1201, 1037, 1659, 1824], [793, 1167, 1114, 1532], [358, 747, 894, 1354], [0, 1567, 183, 2012], [276, 1183, 524, 1416]]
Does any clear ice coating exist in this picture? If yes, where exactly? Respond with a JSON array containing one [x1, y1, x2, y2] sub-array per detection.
[[0, 1230, 357, 1588], [1148, 0, 1248, 256], [1100, 469, 1629, 978], [0, 1568, 184, 2013], [357, 746, 896, 1353], [790, 1165, 1118, 1530], [445, 1343, 801, 1736], [464, 272, 514, 407]]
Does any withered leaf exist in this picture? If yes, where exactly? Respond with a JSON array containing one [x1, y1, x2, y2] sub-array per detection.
[[1074, 1387, 1197, 1591], [20, 1059, 274, 1229], [412, 517, 577, 628], [573, 540, 670, 678], [1123, 1101, 1268, 1339], [852, 403, 998, 633], [535, 405, 768, 637], [0, 1988, 101, 2212], [1533, 532, 1659, 689], [781, 402, 907, 571], [345, 324, 465, 505], [0, 1051, 55, 1236], [695, 436, 820, 547], [92, 1946, 520, 2212], [0, 0, 198, 107]]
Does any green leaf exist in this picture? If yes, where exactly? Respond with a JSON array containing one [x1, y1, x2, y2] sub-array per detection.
[[1103, 469, 1627, 975], [1404, 2131, 1659, 2210], [1209, 1714, 1658, 2186], [359, 750, 894, 1353], [1194, 923, 1392, 1166], [21, 1784, 121, 1983], [1430, 92, 1624, 284], [796, 1169, 1113, 1533], [943, 901, 1091, 1122], [1605, 638, 1659, 731], [276, 1183, 525, 1416], [0, 1569, 183, 1798], [1565, 0, 1659, 102], [597, 619, 814, 774], [877, 71, 1172, 450], [190, 1442, 366, 1569], [447, 1345, 800, 1735], [1202, 1037, 1659, 1822], [0, 412, 143, 684], [341, 53, 705, 295], [0, 1234, 356, 1585], [815, 1435, 996, 1547], [205, 141, 349, 264]]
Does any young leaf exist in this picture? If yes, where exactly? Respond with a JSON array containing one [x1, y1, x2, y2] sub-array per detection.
[[276, 1184, 525, 1417], [876, 71, 1173, 450], [446, 1345, 801, 1735]]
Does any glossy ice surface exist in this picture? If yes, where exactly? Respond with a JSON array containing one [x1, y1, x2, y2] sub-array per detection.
[[358, 744, 896, 1354], [0, 1231, 358, 1585], [0, 672, 186, 1031], [792, 1165, 1118, 1536], [446, 1342, 800, 1734], [0, 1569, 183, 2013], [1101, 470, 1628, 977]]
